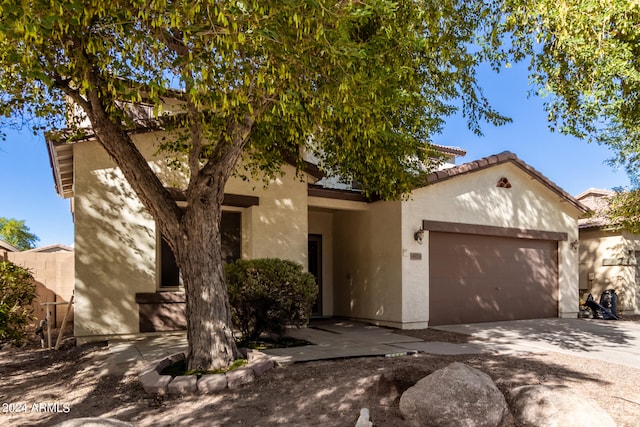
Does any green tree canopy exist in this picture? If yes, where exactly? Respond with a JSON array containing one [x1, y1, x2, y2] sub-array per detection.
[[486, 0, 640, 228], [0, 0, 510, 198], [0, 0, 510, 370], [606, 189, 640, 233], [0, 260, 36, 344], [0, 217, 39, 250]]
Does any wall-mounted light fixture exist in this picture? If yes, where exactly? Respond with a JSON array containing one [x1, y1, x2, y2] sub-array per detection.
[[414, 228, 425, 245], [570, 240, 579, 250]]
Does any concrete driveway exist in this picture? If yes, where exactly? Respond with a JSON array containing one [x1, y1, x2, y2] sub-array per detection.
[[434, 318, 640, 369]]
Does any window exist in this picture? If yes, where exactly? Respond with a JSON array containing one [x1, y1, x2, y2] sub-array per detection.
[[160, 237, 181, 287], [159, 211, 242, 288]]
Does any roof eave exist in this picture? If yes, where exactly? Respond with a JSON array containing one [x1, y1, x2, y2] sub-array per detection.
[[0, 239, 20, 252], [46, 134, 75, 199]]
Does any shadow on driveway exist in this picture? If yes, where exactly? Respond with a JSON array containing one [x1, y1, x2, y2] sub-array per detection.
[[435, 318, 640, 368]]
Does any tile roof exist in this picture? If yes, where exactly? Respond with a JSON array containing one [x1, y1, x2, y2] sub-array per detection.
[[575, 188, 615, 201], [578, 217, 613, 230], [575, 188, 616, 230], [424, 151, 588, 214], [430, 144, 467, 156]]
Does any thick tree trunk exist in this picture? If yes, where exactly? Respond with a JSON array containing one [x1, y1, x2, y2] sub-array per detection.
[[82, 79, 254, 370], [175, 119, 252, 371], [177, 191, 240, 371]]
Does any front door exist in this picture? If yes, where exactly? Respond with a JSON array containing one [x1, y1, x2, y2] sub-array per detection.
[[308, 234, 323, 317]]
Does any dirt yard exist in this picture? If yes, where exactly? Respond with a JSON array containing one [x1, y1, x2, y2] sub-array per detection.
[[1, 320, 639, 427]]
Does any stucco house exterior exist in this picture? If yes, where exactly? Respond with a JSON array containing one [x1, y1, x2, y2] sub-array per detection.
[[577, 188, 640, 315], [47, 129, 587, 343]]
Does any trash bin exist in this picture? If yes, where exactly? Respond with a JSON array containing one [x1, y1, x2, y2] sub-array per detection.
[[599, 289, 618, 319]]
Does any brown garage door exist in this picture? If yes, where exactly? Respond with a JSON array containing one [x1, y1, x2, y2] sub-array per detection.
[[429, 231, 558, 326]]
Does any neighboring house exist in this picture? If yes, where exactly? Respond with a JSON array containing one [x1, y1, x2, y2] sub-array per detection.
[[5, 244, 75, 327], [0, 238, 19, 259], [47, 128, 587, 343], [577, 188, 640, 315]]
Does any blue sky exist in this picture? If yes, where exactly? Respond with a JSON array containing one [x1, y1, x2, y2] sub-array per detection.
[[0, 62, 631, 248], [0, 129, 74, 247], [433, 62, 630, 194]]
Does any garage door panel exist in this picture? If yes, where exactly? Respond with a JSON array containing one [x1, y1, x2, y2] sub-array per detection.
[[429, 232, 558, 326]]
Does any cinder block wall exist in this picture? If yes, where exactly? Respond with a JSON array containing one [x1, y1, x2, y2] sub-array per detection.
[[7, 250, 74, 327]]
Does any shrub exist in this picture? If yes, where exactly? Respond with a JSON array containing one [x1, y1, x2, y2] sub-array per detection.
[[226, 258, 318, 342], [0, 260, 36, 344]]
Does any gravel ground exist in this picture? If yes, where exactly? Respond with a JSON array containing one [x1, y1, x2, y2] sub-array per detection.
[[1, 319, 639, 426]]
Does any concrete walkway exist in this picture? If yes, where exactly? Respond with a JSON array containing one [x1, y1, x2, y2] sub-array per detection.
[[108, 333, 190, 374], [106, 318, 640, 372], [106, 319, 485, 372], [263, 319, 489, 365]]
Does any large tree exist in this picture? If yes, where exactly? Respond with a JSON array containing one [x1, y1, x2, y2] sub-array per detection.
[[0, 0, 509, 370], [493, 0, 640, 223], [0, 217, 39, 250]]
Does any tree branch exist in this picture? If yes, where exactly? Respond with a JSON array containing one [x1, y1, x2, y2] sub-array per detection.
[[186, 77, 204, 190], [82, 67, 183, 243], [52, 76, 92, 113]]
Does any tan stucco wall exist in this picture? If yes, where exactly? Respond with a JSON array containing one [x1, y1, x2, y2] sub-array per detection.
[[73, 139, 157, 338], [7, 250, 74, 327], [72, 134, 309, 340], [579, 229, 640, 315], [226, 175, 308, 264], [332, 201, 404, 326], [401, 162, 582, 327]]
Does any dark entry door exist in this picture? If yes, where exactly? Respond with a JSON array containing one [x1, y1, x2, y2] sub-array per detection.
[[308, 234, 323, 316]]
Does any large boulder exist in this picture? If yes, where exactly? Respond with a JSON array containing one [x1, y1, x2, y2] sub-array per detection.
[[399, 362, 510, 427], [510, 385, 616, 427]]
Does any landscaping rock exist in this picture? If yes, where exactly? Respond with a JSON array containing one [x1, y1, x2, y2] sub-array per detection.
[[252, 358, 274, 376], [399, 362, 509, 427], [168, 352, 186, 363], [138, 352, 273, 395], [198, 374, 228, 393], [246, 349, 263, 362], [149, 357, 171, 375], [139, 370, 172, 395], [168, 375, 198, 395], [226, 366, 255, 388], [510, 385, 617, 427]]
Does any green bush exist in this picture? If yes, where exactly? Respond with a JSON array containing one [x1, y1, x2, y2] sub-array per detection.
[[226, 258, 318, 342], [0, 260, 36, 345]]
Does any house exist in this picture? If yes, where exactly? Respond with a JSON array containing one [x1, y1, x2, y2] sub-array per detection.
[[577, 188, 640, 315], [0, 239, 19, 259], [47, 128, 587, 343]]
